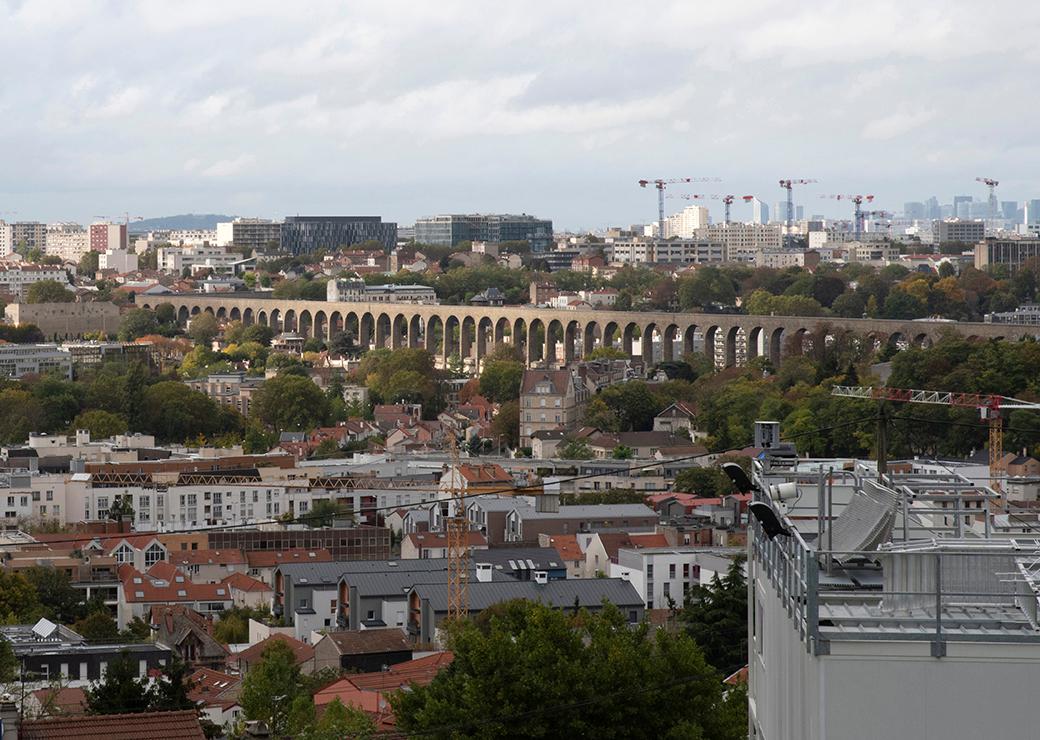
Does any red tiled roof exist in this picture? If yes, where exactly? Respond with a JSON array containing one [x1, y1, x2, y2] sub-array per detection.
[[187, 668, 241, 707], [31, 686, 86, 716], [314, 652, 454, 723], [628, 533, 670, 548], [120, 565, 234, 604], [222, 572, 272, 593], [21, 710, 205, 740], [146, 561, 179, 581], [320, 628, 411, 656], [405, 531, 487, 550], [546, 534, 582, 563], [457, 463, 511, 484], [236, 633, 314, 668], [244, 548, 333, 568]]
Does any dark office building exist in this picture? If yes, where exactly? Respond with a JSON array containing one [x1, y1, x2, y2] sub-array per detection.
[[414, 213, 554, 252], [280, 216, 397, 255], [209, 525, 390, 561]]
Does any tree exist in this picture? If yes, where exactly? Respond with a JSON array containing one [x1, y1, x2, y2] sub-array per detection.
[[0, 570, 43, 623], [107, 495, 135, 524], [581, 397, 621, 432], [188, 312, 220, 346], [85, 650, 153, 714], [251, 374, 329, 432], [490, 400, 520, 449], [304, 499, 341, 528], [681, 557, 748, 676], [611, 444, 634, 460], [25, 279, 74, 303], [118, 309, 160, 341], [149, 656, 196, 711], [78, 250, 100, 276], [74, 611, 120, 642], [599, 382, 663, 432], [557, 438, 594, 460], [139, 381, 225, 442], [73, 409, 129, 439], [586, 346, 628, 360], [240, 639, 307, 736], [0, 389, 45, 444], [212, 605, 271, 645], [393, 600, 745, 739], [478, 359, 524, 402], [23, 566, 85, 624], [0, 636, 16, 682], [672, 466, 733, 498], [299, 698, 377, 740]]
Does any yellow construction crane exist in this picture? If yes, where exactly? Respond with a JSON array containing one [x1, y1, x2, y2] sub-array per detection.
[[832, 385, 1040, 490], [445, 435, 469, 620]]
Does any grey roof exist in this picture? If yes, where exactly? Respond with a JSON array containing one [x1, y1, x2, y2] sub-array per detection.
[[517, 504, 657, 520], [411, 578, 643, 613], [279, 557, 470, 586], [467, 495, 536, 514], [476, 547, 565, 573], [345, 567, 505, 597]]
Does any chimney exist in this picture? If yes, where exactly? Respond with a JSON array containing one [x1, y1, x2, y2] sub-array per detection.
[[620, 570, 630, 581], [533, 571, 548, 585], [475, 563, 492, 583]]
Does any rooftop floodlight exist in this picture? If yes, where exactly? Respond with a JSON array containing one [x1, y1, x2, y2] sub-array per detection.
[[749, 502, 790, 540]]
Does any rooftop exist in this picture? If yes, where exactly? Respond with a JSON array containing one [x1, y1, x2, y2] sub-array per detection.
[[20, 710, 205, 740], [411, 577, 642, 613]]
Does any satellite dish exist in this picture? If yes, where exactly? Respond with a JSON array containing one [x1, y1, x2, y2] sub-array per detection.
[[749, 502, 790, 539], [721, 462, 754, 494]]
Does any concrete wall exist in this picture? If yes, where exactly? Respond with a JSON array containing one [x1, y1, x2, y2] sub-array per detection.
[[5, 301, 121, 339]]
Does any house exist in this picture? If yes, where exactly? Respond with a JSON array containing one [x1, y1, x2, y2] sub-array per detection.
[[150, 605, 229, 669], [187, 668, 242, 730], [652, 401, 698, 434], [169, 548, 247, 583], [469, 287, 506, 307], [519, 369, 588, 447], [584, 431, 700, 460], [30, 686, 87, 717], [408, 576, 644, 646], [222, 571, 273, 608], [504, 503, 659, 544], [244, 547, 333, 584], [609, 546, 708, 609], [335, 565, 482, 631], [439, 463, 515, 499], [466, 495, 535, 545], [274, 561, 353, 640], [18, 710, 206, 740], [385, 505, 434, 536], [233, 633, 315, 676], [312, 628, 413, 673], [530, 429, 567, 459], [118, 565, 234, 628], [401, 531, 488, 559], [373, 403, 422, 432], [540, 533, 585, 578], [313, 652, 454, 730], [581, 532, 670, 578]]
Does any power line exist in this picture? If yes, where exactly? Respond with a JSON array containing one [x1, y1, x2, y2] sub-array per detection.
[[18, 416, 878, 549]]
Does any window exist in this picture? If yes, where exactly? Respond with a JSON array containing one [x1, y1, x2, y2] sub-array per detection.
[[663, 582, 671, 598], [682, 563, 690, 580], [145, 543, 164, 568], [646, 564, 654, 580], [669, 564, 676, 579], [366, 610, 375, 620], [114, 544, 134, 563], [32, 491, 40, 501], [46, 491, 53, 501]]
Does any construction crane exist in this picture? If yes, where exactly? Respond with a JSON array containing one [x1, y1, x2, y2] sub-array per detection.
[[860, 210, 891, 235], [639, 178, 719, 238], [96, 213, 144, 229], [778, 179, 817, 241], [976, 177, 999, 222], [820, 194, 875, 239], [667, 193, 749, 224], [445, 435, 469, 621], [831, 385, 1040, 489]]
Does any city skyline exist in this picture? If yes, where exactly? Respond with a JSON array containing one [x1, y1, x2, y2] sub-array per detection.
[[3, 1, 1040, 229]]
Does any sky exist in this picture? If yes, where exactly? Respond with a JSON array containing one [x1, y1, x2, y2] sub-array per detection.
[[2, 0, 1039, 230]]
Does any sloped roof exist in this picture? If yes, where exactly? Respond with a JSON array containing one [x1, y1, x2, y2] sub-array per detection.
[[244, 548, 333, 569], [457, 463, 512, 484], [405, 531, 487, 550], [412, 578, 642, 613], [171, 549, 247, 567], [20, 710, 205, 740], [520, 369, 572, 395], [320, 628, 411, 656], [545, 534, 583, 563], [236, 633, 313, 668], [31, 686, 86, 716], [222, 572, 272, 593]]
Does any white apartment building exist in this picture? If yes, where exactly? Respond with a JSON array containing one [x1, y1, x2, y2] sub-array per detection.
[[756, 250, 812, 269], [0, 222, 11, 258], [326, 278, 439, 304], [0, 264, 70, 297], [0, 344, 72, 379], [605, 239, 725, 265], [748, 454, 1040, 739], [610, 546, 716, 609], [99, 248, 139, 273], [696, 223, 783, 263], [158, 244, 237, 274], [0, 472, 70, 525], [665, 205, 710, 238], [45, 225, 91, 262]]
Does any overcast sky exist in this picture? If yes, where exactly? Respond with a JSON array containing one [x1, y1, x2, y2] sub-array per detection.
[[2, 0, 1038, 230]]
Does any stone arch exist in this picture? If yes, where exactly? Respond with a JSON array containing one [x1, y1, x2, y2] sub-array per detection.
[[243, 307, 253, 325], [392, 313, 409, 350], [216, 307, 227, 320], [622, 322, 640, 358], [913, 332, 933, 349], [704, 325, 720, 366], [314, 310, 328, 341], [177, 305, 190, 324], [298, 309, 313, 338], [330, 311, 344, 336], [768, 328, 784, 367], [477, 317, 494, 369], [641, 322, 658, 366], [409, 315, 424, 348], [426, 314, 444, 357], [190, 305, 201, 316], [546, 319, 565, 366], [444, 315, 461, 362], [494, 317, 511, 348], [460, 316, 477, 367], [583, 321, 602, 357], [528, 318, 546, 364], [375, 312, 392, 349], [682, 324, 698, 357], [257, 310, 268, 327], [603, 321, 620, 351], [563, 320, 580, 364], [748, 326, 764, 363], [359, 312, 375, 350], [283, 309, 297, 333], [662, 324, 680, 362], [724, 326, 740, 368], [230, 307, 241, 322], [203, 307, 215, 316], [513, 318, 528, 361], [886, 331, 907, 352]]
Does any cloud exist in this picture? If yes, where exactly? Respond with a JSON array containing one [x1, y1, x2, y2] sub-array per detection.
[[200, 155, 255, 178], [861, 111, 936, 140]]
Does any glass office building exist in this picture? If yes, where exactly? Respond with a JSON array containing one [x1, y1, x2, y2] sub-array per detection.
[[280, 216, 397, 255], [413, 214, 554, 252]]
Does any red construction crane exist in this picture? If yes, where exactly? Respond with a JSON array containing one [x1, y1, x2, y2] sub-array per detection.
[[639, 177, 720, 238], [820, 194, 875, 239], [976, 177, 999, 221], [778, 179, 817, 239], [832, 385, 1040, 489]]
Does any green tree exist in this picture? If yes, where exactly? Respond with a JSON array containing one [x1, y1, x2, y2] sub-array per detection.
[[299, 698, 377, 740], [23, 566, 85, 624], [611, 444, 634, 460], [0, 389, 45, 444], [490, 399, 520, 448], [479, 360, 524, 402], [681, 557, 748, 676], [672, 466, 733, 498], [0, 637, 16, 682], [139, 381, 224, 442], [73, 409, 129, 439], [587, 346, 629, 360], [240, 639, 307, 736], [85, 650, 153, 714], [599, 382, 663, 431], [107, 495, 135, 524], [212, 605, 272, 644], [188, 312, 220, 346], [78, 250, 100, 276], [251, 374, 329, 432], [149, 656, 196, 711], [557, 438, 594, 460], [74, 611, 120, 642], [118, 308, 160, 341], [581, 397, 621, 432], [0, 570, 43, 623], [393, 600, 745, 739], [25, 279, 74, 303]]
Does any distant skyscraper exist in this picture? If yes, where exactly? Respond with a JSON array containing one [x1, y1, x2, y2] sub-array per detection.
[[750, 198, 768, 225], [773, 202, 785, 224], [953, 195, 972, 219], [925, 196, 941, 219], [904, 202, 926, 220], [796, 205, 805, 221], [1026, 200, 1040, 227], [1001, 201, 1018, 221]]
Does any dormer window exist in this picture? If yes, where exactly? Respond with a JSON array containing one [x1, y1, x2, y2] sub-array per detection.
[[114, 544, 134, 563]]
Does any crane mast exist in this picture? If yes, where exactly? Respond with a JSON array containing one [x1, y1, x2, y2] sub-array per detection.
[[445, 435, 469, 621]]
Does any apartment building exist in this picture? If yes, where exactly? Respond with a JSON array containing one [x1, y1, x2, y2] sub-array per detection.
[[0, 344, 72, 380], [158, 244, 238, 273], [89, 223, 127, 252], [974, 238, 1040, 273], [187, 372, 265, 416], [0, 264, 70, 297], [216, 218, 283, 252], [326, 278, 438, 304], [45, 224, 91, 262], [519, 369, 588, 447]]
